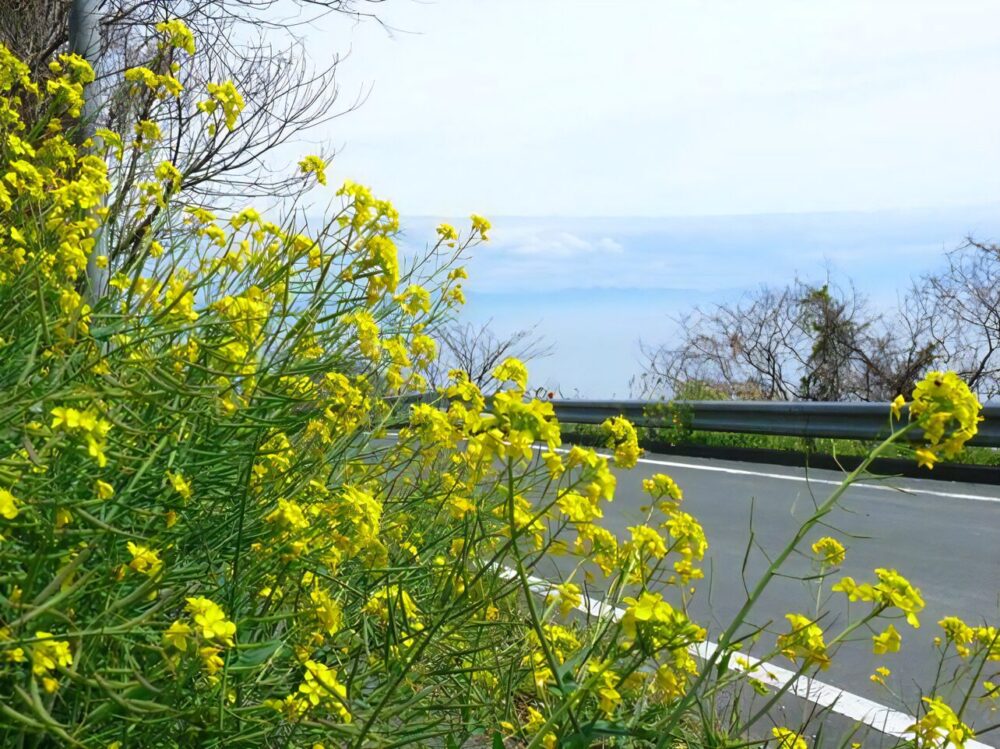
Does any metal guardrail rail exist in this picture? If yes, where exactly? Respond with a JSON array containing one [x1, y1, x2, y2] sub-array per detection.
[[393, 394, 1000, 447], [546, 399, 1000, 448]]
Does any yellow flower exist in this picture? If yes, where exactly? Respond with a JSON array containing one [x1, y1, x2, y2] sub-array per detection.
[[810, 536, 845, 566], [0, 628, 25, 664], [30, 632, 73, 688], [95, 479, 114, 500], [265, 497, 310, 530], [126, 541, 163, 576], [642, 473, 683, 503], [156, 19, 196, 54], [620, 591, 705, 652], [870, 665, 891, 685], [229, 206, 262, 229], [0, 488, 20, 520], [832, 568, 924, 628], [310, 588, 343, 637], [199, 645, 224, 676], [164, 620, 192, 652], [547, 582, 582, 617], [627, 524, 668, 559], [602, 415, 641, 468], [436, 223, 458, 242], [185, 597, 236, 645], [872, 624, 901, 655], [470, 213, 491, 240], [587, 661, 622, 716], [493, 357, 528, 390], [340, 310, 380, 360], [298, 155, 327, 185], [166, 470, 193, 500], [890, 394, 906, 420], [133, 119, 162, 144], [297, 660, 351, 721], [907, 697, 974, 749], [198, 80, 244, 131], [939, 616, 976, 658], [908, 371, 982, 465], [124, 66, 157, 90], [778, 613, 830, 670], [394, 284, 431, 316], [364, 585, 420, 625], [155, 160, 182, 190], [54, 508, 72, 528], [772, 727, 807, 749]]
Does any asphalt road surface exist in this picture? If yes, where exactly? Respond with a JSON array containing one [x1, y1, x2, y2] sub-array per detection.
[[535, 449, 1000, 744]]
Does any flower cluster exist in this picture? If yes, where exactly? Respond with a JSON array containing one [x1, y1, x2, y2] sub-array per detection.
[[602, 415, 642, 468], [777, 613, 830, 670], [908, 697, 974, 749], [894, 370, 983, 468]]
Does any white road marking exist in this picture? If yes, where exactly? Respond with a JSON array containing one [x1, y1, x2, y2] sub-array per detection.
[[384, 432, 1000, 503], [546, 446, 1000, 505], [497, 566, 995, 749]]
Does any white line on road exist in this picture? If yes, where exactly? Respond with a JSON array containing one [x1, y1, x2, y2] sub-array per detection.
[[546, 446, 1000, 504], [497, 566, 995, 749], [625, 455, 1000, 504], [384, 432, 1000, 503]]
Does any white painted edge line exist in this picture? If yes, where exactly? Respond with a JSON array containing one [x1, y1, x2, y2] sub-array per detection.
[[382, 432, 1000, 503], [495, 565, 995, 749], [545, 445, 1000, 505]]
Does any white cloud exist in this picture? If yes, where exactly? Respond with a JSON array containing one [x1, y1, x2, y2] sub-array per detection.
[[493, 230, 624, 257], [297, 0, 1000, 218]]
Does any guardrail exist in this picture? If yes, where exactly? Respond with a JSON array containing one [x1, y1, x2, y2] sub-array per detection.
[[546, 399, 1000, 448], [393, 394, 1000, 447]]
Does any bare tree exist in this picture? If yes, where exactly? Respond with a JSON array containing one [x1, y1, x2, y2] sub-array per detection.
[[2, 0, 388, 271], [916, 238, 1000, 399], [0, 1, 71, 75], [638, 278, 943, 402], [637, 284, 808, 401], [427, 320, 553, 392]]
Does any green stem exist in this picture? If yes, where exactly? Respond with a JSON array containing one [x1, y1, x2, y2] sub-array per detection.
[[654, 423, 916, 747]]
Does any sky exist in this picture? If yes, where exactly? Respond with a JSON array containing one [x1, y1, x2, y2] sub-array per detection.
[[288, 1, 1000, 396]]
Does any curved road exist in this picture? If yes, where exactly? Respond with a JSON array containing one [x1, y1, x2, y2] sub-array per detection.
[[537, 449, 1000, 745]]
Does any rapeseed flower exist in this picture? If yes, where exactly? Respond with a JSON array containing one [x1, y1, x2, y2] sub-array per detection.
[[156, 19, 196, 54], [299, 155, 327, 185], [811, 536, 846, 566], [0, 488, 19, 519], [778, 613, 830, 670], [185, 597, 236, 645], [772, 727, 808, 749], [832, 568, 924, 628], [908, 697, 974, 749], [872, 624, 902, 655], [602, 415, 641, 468], [126, 541, 163, 576]]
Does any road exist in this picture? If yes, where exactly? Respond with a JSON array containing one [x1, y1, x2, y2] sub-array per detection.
[[536, 449, 1000, 744]]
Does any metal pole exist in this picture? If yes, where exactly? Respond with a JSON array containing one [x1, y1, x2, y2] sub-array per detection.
[[69, 0, 109, 304]]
